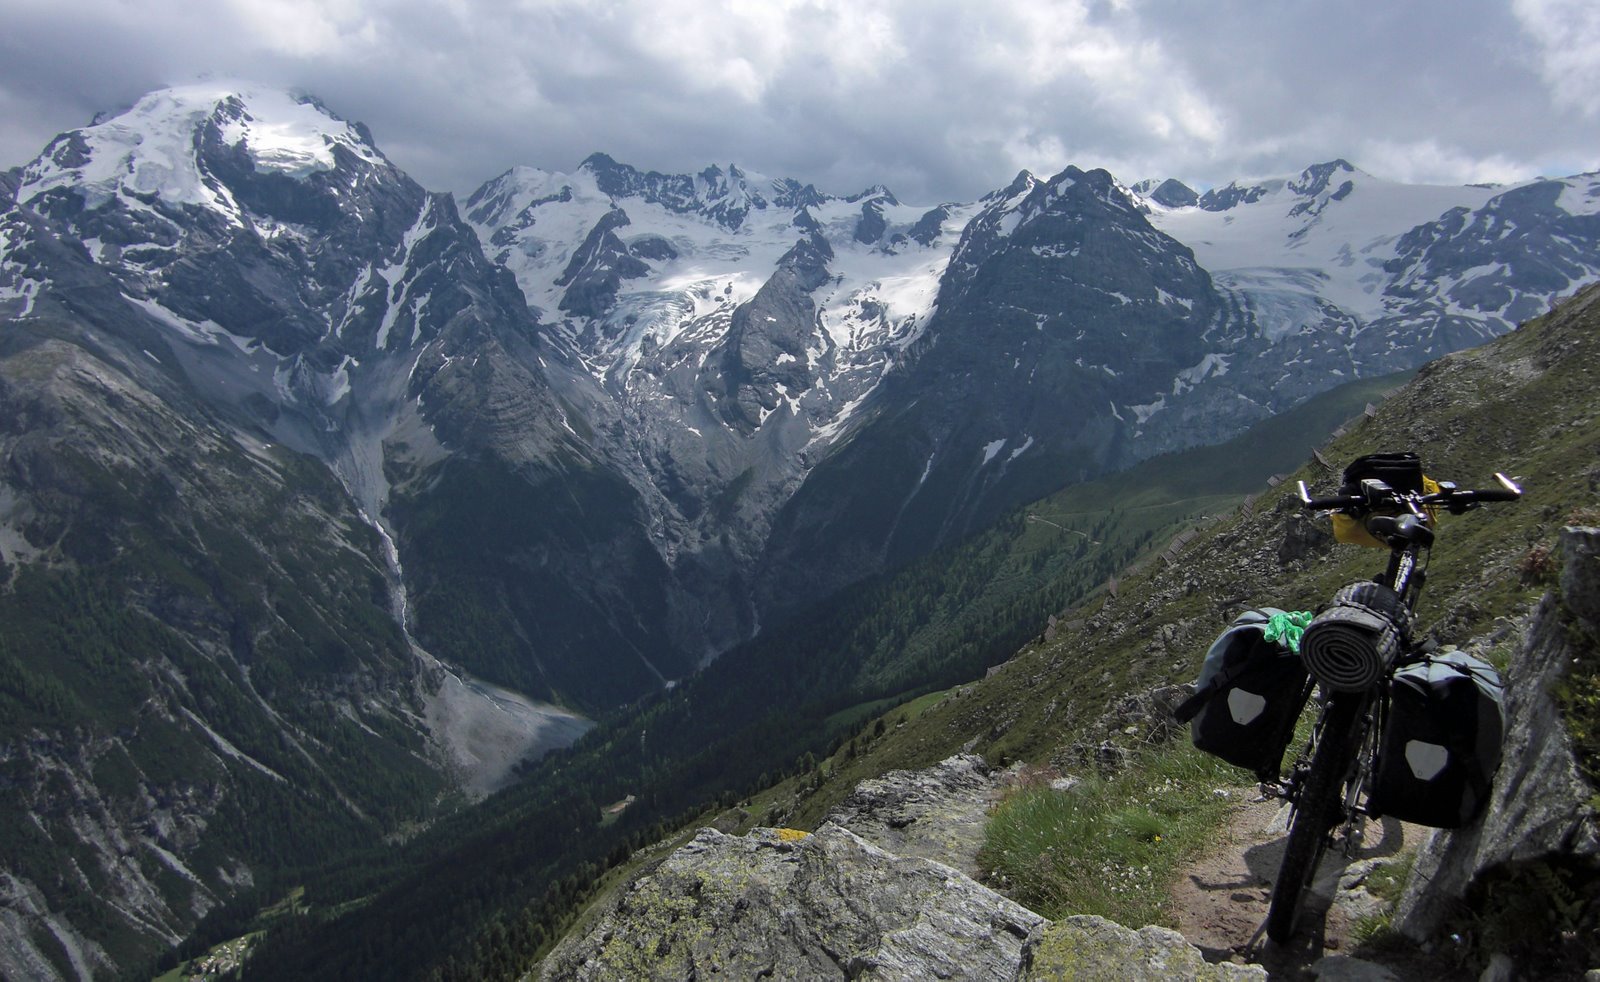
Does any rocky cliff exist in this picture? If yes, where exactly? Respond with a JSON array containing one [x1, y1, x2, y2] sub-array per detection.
[[1396, 525, 1600, 961]]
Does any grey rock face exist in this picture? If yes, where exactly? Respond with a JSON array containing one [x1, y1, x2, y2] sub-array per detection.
[[556, 207, 651, 316], [537, 823, 1045, 981], [1018, 915, 1265, 980], [702, 231, 833, 433], [822, 753, 1003, 876], [541, 754, 1274, 981], [757, 165, 1229, 611], [1152, 179, 1200, 208], [1394, 526, 1600, 937]]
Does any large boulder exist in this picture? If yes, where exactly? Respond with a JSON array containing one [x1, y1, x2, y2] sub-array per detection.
[[1018, 916, 1265, 980], [536, 822, 1045, 980], [1394, 526, 1600, 936]]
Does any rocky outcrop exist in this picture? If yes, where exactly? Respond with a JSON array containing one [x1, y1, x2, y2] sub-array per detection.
[[1394, 525, 1600, 937], [540, 754, 1271, 980], [536, 823, 1045, 980], [821, 753, 1004, 877], [1018, 916, 1265, 980]]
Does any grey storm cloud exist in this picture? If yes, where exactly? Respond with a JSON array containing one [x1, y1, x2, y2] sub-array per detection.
[[2, 0, 1597, 203]]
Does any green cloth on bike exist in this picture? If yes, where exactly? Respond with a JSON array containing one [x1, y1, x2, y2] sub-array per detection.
[[1263, 610, 1314, 653]]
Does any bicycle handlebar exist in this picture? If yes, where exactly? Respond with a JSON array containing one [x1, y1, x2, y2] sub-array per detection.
[[1296, 472, 1522, 514], [1301, 491, 1364, 510]]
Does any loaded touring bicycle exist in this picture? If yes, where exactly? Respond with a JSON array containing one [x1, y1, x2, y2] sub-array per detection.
[[1174, 452, 1521, 943]]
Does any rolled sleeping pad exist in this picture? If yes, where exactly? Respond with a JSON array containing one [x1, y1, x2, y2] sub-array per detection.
[[1300, 582, 1411, 692]]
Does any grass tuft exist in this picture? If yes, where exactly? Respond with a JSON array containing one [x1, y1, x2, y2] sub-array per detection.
[[979, 741, 1240, 926]]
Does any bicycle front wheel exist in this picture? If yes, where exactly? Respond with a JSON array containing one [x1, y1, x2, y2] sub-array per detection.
[[1265, 696, 1364, 944]]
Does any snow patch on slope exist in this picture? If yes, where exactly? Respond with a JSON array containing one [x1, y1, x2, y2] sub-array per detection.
[[1144, 167, 1498, 321]]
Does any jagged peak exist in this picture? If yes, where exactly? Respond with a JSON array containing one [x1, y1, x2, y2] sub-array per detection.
[[578, 151, 622, 173], [770, 177, 831, 211], [1288, 158, 1367, 198], [845, 184, 899, 207], [1197, 159, 1374, 213], [983, 169, 1039, 205], [1135, 178, 1200, 209], [575, 153, 770, 228]]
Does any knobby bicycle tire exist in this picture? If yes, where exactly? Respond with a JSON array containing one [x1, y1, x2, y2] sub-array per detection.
[[1265, 697, 1364, 944]]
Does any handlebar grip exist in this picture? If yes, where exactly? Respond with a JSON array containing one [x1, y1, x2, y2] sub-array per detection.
[[1464, 488, 1521, 502], [1303, 494, 1362, 511]]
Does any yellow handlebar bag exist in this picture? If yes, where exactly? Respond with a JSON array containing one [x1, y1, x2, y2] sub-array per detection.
[[1332, 475, 1441, 548]]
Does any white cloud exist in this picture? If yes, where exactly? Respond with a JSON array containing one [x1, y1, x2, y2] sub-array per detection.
[[1358, 138, 1545, 187], [223, 0, 379, 58], [1513, 0, 1600, 116], [1, 0, 1596, 203]]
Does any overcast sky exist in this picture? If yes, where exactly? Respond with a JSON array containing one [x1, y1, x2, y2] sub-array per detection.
[[3, 0, 1598, 204]]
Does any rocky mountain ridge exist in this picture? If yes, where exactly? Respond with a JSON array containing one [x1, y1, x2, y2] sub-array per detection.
[[463, 148, 1600, 621], [0, 84, 660, 977]]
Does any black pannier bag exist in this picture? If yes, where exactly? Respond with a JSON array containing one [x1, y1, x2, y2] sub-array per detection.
[[1366, 649, 1505, 829], [1174, 609, 1312, 780]]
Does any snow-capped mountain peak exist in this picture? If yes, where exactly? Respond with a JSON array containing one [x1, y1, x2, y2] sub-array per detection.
[[18, 83, 385, 218], [463, 154, 977, 415]]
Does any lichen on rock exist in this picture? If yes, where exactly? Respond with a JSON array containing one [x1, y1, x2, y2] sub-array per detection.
[[536, 822, 1044, 980], [1018, 915, 1265, 980]]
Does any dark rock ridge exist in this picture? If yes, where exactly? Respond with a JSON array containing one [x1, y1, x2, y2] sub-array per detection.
[[1395, 524, 1600, 938], [1133, 177, 1200, 209], [755, 165, 1227, 613], [555, 207, 651, 316]]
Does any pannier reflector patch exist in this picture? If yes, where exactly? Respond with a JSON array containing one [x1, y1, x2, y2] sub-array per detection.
[[1228, 689, 1267, 725], [1405, 740, 1449, 781]]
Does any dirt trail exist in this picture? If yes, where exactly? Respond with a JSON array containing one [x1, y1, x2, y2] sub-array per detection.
[[1169, 791, 1433, 979]]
